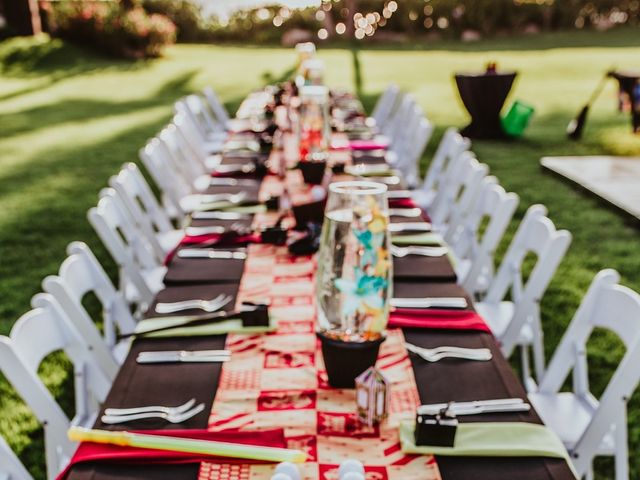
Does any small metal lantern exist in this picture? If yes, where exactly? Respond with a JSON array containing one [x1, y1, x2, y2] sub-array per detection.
[[355, 366, 389, 426]]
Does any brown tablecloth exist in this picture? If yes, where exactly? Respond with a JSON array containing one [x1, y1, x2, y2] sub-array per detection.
[[393, 254, 458, 282], [163, 249, 246, 285]]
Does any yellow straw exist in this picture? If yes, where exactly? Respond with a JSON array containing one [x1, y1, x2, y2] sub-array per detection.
[[68, 427, 307, 463]]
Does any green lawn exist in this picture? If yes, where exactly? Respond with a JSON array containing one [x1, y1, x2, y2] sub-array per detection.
[[1, 29, 640, 479]]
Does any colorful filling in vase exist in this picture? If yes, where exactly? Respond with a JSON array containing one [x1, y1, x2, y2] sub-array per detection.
[[316, 181, 392, 342]]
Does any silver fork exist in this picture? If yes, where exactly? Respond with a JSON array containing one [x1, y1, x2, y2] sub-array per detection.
[[104, 398, 196, 417], [154, 294, 233, 314], [391, 245, 449, 258], [101, 403, 205, 425], [405, 342, 492, 362]]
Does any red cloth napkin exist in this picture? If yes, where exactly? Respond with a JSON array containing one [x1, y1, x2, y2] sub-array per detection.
[[349, 139, 389, 151], [389, 308, 492, 333], [56, 428, 287, 480], [389, 198, 418, 209], [163, 234, 261, 265]]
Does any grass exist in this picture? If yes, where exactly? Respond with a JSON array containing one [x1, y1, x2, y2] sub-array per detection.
[[1, 29, 640, 479]]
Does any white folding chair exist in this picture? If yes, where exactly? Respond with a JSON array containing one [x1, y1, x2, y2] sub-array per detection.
[[43, 241, 137, 365], [382, 93, 415, 142], [203, 86, 231, 129], [109, 163, 183, 258], [475, 204, 572, 385], [0, 435, 33, 480], [172, 113, 223, 175], [160, 122, 209, 190], [0, 294, 112, 479], [175, 98, 225, 154], [139, 137, 193, 220], [0, 336, 73, 480], [446, 177, 520, 297], [88, 189, 165, 309], [427, 152, 489, 231], [370, 83, 400, 130], [392, 115, 434, 188], [413, 128, 471, 209], [528, 269, 640, 480]]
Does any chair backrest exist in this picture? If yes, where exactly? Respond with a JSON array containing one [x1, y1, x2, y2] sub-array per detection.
[[429, 152, 489, 228], [203, 86, 230, 127], [174, 97, 209, 142], [0, 435, 33, 480], [171, 114, 211, 173], [397, 115, 434, 188], [160, 122, 205, 183], [186, 93, 219, 134], [139, 138, 190, 218], [43, 241, 135, 368], [0, 336, 72, 480], [420, 128, 471, 194], [487, 204, 572, 354], [383, 93, 415, 141], [448, 178, 520, 295], [537, 269, 640, 475], [371, 84, 400, 128], [110, 162, 174, 236], [88, 190, 157, 305]]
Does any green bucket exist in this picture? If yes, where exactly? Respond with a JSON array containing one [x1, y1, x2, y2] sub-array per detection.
[[501, 100, 535, 137]]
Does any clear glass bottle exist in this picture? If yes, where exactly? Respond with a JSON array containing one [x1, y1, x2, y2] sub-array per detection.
[[316, 181, 392, 342]]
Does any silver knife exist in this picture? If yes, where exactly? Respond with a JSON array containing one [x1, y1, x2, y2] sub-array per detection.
[[387, 190, 412, 199], [418, 398, 526, 415], [184, 226, 226, 236], [177, 249, 247, 260], [388, 222, 433, 233], [137, 350, 231, 358], [391, 297, 468, 309], [137, 355, 230, 364], [191, 211, 251, 220]]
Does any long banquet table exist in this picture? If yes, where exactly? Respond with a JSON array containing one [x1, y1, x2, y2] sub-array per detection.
[[66, 90, 576, 480]]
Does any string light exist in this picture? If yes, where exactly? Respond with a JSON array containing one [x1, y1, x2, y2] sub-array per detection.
[[336, 22, 346, 34], [318, 28, 328, 39]]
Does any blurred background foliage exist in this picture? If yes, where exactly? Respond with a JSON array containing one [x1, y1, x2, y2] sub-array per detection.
[[1, 0, 639, 57]]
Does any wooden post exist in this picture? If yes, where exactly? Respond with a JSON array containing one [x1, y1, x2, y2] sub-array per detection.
[[1, 0, 42, 36]]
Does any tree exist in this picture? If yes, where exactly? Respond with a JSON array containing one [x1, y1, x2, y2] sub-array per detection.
[[1, 0, 42, 35]]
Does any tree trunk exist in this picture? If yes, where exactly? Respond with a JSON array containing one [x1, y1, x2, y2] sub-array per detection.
[[1, 0, 42, 36], [345, 0, 357, 37], [322, 6, 335, 38]]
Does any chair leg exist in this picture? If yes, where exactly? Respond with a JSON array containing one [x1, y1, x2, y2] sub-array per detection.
[[520, 345, 532, 386], [584, 464, 594, 480], [531, 320, 546, 384], [615, 422, 629, 480]]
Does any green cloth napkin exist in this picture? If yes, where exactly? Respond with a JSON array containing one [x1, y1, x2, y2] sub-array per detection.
[[391, 232, 443, 246], [135, 314, 277, 338], [399, 421, 577, 478]]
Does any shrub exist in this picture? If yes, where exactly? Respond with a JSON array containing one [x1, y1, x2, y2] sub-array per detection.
[[43, 1, 176, 58], [141, 0, 208, 42]]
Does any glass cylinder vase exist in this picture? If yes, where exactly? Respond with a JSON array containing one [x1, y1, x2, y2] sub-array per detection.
[[316, 181, 392, 342], [298, 85, 331, 162]]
